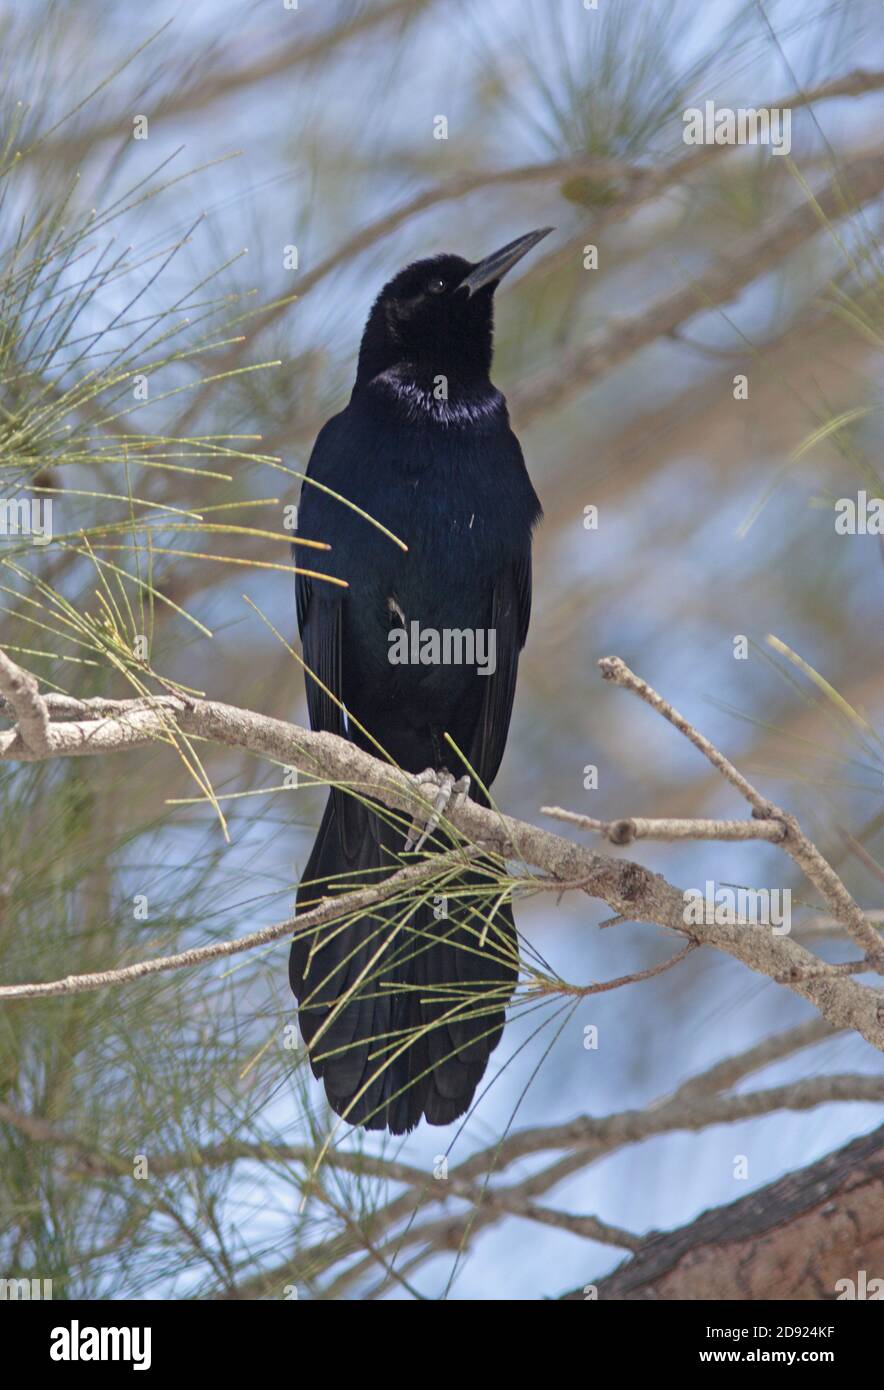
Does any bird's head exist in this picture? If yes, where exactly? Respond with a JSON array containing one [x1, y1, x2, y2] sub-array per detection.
[[354, 227, 553, 393]]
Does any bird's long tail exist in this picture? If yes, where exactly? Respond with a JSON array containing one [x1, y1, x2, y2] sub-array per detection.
[[290, 793, 517, 1134]]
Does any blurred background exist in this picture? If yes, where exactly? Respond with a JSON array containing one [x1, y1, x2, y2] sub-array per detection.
[[0, 0, 882, 1299]]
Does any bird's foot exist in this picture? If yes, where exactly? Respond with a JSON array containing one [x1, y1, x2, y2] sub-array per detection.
[[405, 768, 471, 853]]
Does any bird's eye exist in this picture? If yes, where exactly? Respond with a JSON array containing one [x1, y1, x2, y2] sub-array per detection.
[[426, 277, 446, 295]]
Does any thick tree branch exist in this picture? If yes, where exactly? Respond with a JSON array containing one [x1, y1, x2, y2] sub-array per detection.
[[562, 1121, 884, 1300], [2, 647, 884, 1049], [0, 648, 51, 756]]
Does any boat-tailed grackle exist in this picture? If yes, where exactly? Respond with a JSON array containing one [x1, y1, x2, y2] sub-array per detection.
[[290, 228, 550, 1133]]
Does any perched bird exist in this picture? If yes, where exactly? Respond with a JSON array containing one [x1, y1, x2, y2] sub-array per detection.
[[290, 228, 549, 1133]]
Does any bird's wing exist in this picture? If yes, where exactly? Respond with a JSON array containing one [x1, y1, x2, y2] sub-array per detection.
[[298, 580, 344, 739], [299, 577, 384, 865], [296, 416, 383, 864], [466, 545, 533, 795], [295, 415, 348, 740]]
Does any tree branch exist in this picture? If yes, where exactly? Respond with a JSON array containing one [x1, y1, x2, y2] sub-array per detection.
[[0, 1012, 846, 1298], [0, 849, 475, 1001], [2, 648, 883, 1048], [540, 808, 787, 844], [515, 147, 884, 422], [221, 1074, 884, 1298], [0, 647, 51, 755], [173, 72, 884, 435], [599, 655, 884, 962], [562, 1121, 884, 1300], [33, 0, 436, 161]]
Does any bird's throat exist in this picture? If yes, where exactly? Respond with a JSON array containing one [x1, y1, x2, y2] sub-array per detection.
[[367, 366, 506, 429]]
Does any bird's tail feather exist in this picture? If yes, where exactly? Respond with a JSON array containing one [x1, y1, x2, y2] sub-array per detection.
[[290, 794, 517, 1134]]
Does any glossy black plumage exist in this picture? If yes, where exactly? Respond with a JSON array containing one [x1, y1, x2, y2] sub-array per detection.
[[289, 232, 547, 1133]]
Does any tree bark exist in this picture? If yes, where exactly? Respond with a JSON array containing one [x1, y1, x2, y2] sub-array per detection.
[[562, 1123, 884, 1300]]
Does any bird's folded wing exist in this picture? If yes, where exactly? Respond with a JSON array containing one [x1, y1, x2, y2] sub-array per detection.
[[466, 547, 533, 797]]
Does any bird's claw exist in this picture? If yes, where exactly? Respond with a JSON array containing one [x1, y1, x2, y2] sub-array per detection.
[[405, 769, 470, 853]]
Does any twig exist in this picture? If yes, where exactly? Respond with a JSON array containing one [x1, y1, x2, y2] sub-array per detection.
[[0, 850, 474, 1001], [667, 1016, 838, 1102], [599, 655, 884, 963], [531, 942, 698, 998], [540, 807, 787, 844], [598, 656, 780, 815]]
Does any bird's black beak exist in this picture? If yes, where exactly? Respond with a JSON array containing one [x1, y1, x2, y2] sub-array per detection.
[[458, 227, 554, 297]]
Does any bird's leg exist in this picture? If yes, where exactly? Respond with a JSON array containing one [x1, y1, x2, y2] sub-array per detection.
[[404, 768, 471, 853]]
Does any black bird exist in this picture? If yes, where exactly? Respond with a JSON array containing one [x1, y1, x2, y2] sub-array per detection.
[[289, 228, 549, 1134]]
